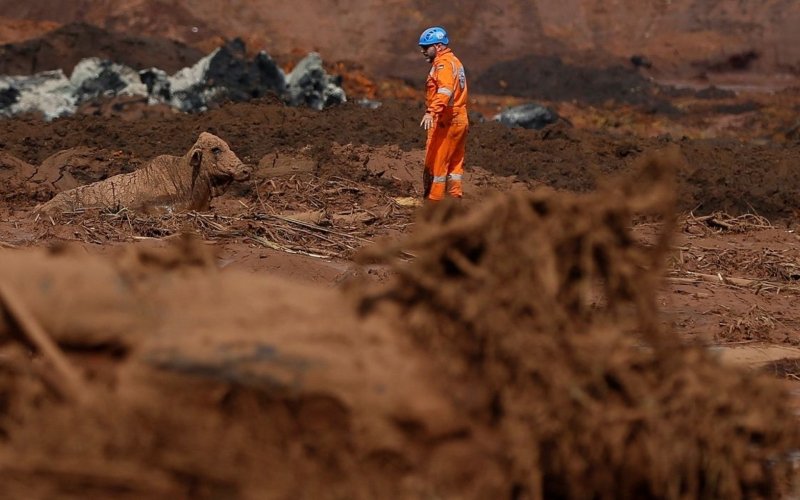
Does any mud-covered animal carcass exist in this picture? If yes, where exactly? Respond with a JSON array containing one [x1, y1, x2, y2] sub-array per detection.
[[35, 132, 250, 216]]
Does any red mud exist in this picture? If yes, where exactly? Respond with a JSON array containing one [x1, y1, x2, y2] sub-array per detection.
[[1, 13, 800, 500], [3, 98, 800, 221], [4, 0, 800, 86], [0, 22, 204, 75], [0, 156, 798, 498]]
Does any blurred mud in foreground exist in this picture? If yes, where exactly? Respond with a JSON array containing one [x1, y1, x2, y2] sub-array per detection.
[[0, 148, 797, 498]]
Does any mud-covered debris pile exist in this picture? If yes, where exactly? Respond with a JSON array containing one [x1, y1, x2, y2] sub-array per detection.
[[0, 149, 797, 498], [0, 38, 345, 119], [473, 54, 679, 113], [358, 147, 800, 498]]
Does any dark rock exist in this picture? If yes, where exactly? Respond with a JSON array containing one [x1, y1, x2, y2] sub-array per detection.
[[72, 60, 131, 104], [253, 52, 286, 96], [0, 86, 20, 109], [630, 55, 652, 69], [140, 68, 171, 101], [468, 110, 485, 123], [285, 53, 346, 110], [0, 38, 344, 119], [163, 39, 290, 112], [357, 98, 382, 109], [494, 103, 559, 130], [204, 38, 285, 103]]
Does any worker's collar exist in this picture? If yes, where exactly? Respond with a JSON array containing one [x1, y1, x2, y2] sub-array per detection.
[[431, 46, 452, 63]]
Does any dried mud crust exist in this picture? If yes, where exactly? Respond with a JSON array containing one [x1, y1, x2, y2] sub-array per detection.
[[666, 216, 800, 345], [0, 153, 797, 498], [3, 99, 800, 221]]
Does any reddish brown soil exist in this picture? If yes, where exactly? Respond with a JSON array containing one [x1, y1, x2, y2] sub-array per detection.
[[1, 156, 798, 498], [3, 97, 800, 221], [0, 22, 204, 75], [1, 13, 800, 500], [3, 0, 800, 86]]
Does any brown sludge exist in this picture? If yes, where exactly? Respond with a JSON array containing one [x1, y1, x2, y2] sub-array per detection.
[[0, 148, 796, 498]]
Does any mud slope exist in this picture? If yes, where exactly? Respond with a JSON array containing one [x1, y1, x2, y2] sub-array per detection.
[[1, 0, 800, 81], [0, 22, 204, 75]]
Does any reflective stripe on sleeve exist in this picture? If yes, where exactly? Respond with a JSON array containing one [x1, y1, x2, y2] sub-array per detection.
[[447, 174, 463, 181], [436, 88, 453, 96]]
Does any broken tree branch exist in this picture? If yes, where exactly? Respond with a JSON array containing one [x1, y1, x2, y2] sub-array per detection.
[[0, 284, 92, 404]]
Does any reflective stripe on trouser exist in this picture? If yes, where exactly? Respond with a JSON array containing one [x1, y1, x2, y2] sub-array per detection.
[[424, 116, 467, 201]]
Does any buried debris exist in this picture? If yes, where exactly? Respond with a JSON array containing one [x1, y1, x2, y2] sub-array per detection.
[[493, 102, 561, 130], [356, 147, 800, 498], [0, 37, 346, 120], [0, 147, 797, 497], [0, 284, 92, 405], [684, 211, 773, 234]]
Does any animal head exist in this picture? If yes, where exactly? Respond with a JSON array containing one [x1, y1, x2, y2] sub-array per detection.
[[189, 132, 251, 197]]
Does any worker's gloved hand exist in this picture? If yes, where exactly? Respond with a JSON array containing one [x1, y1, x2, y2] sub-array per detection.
[[420, 113, 434, 130]]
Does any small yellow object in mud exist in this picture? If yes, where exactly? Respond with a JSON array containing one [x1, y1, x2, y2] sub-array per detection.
[[394, 197, 422, 207]]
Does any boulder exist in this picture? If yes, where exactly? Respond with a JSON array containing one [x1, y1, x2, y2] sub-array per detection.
[[139, 67, 172, 102], [357, 98, 382, 109], [0, 70, 75, 119], [167, 39, 287, 112], [0, 40, 345, 119], [285, 52, 346, 110], [494, 103, 559, 130], [204, 38, 286, 102], [0, 86, 20, 108]]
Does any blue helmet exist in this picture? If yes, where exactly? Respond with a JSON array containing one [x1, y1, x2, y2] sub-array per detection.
[[419, 26, 449, 46]]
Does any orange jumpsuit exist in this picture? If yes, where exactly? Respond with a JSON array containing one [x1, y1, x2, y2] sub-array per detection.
[[424, 47, 468, 201]]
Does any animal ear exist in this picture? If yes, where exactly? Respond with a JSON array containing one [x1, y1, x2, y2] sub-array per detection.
[[190, 149, 202, 168], [190, 150, 202, 190]]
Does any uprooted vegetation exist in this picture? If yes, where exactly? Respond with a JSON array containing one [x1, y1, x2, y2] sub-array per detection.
[[0, 148, 797, 498]]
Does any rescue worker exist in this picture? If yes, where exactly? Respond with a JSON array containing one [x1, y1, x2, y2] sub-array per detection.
[[418, 26, 468, 202]]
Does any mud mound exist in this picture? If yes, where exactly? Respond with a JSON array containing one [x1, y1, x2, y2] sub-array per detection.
[[0, 22, 203, 76], [357, 149, 800, 497], [676, 138, 800, 220], [0, 153, 797, 497], [0, 152, 37, 201], [0, 16, 59, 45], [0, 100, 424, 167], [473, 54, 679, 111], [467, 122, 800, 221], [0, 148, 135, 204], [34, 147, 134, 189], [3, 98, 800, 220], [0, 238, 457, 497], [6, 0, 800, 85]]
